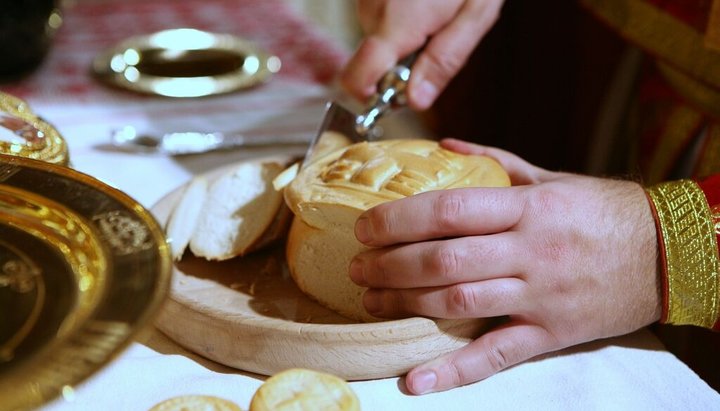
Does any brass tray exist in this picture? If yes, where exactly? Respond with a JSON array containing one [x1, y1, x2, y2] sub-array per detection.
[[0, 154, 172, 410], [92, 28, 281, 98]]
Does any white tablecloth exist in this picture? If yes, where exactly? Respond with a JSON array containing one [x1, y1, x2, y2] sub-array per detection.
[[40, 329, 719, 411]]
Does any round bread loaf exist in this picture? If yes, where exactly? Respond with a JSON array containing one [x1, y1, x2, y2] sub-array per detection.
[[285, 139, 511, 322], [249, 368, 359, 411]]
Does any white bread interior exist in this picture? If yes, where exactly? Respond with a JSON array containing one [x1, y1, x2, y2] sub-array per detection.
[[285, 139, 511, 322], [165, 175, 208, 261], [183, 160, 287, 260]]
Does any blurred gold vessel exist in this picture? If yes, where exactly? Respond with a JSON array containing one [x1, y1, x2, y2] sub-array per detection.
[[0, 92, 69, 165]]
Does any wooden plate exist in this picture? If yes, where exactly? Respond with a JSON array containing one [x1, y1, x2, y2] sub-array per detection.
[[151, 157, 488, 380]]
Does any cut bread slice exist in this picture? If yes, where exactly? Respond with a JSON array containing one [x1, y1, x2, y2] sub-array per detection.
[[165, 176, 208, 261], [186, 160, 288, 260]]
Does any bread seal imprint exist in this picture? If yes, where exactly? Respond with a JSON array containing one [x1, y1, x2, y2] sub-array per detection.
[[250, 368, 360, 411], [284, 139, 510, 321]]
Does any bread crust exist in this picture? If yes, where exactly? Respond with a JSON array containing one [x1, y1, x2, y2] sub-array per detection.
[[249, 368, 360, 411], [285, 139, 511, 322]]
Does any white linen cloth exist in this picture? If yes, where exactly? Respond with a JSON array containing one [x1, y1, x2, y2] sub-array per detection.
[[42, 329, 718, 411]]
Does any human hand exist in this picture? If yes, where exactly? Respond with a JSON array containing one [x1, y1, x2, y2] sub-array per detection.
[[349, 138, 662, 394], [340, 0, 505, 110]]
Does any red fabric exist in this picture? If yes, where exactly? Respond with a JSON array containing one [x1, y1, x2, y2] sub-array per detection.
[[645, 190, 671, 323], [696, 173, 720, 206], [635, 63, 708, 182]]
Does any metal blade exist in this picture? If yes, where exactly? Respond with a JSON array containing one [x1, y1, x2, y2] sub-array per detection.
[[302, 102, 366, 167]]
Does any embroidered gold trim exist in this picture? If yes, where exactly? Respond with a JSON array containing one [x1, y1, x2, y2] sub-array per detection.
[[647, 180, 720, 328], [706, 0, 720, 51], [657, 62, 720, 120], [695, 124, 720, 179], [581, 0, 720, 89], [645, 104, 703, 184]]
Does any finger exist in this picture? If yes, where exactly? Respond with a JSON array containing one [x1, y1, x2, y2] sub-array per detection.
[[341, 2, 458, 102], [440, 138, 557, 185], [341, 36, 400, 101], [405, 321, 558, 394], [356, 0, 384, 33], [355, 187, 523, 247], [407, 0, 503, 109], [362, 277, 529, 319], [350, 233, 523, 288]]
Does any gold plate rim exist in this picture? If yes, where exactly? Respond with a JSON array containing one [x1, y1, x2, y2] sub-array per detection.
[[0, 154, 172, 410], [91, 28, 280, 98]]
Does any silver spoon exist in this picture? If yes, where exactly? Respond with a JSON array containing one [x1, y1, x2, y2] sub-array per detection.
[[110, 126, 313, 155]]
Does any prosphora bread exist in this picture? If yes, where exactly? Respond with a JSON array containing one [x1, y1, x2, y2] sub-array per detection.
[[249, 368, 360, 411], [284, 139, 511, 321], [149, 395, 243, 411], [166, 158, 291, 261], [165, 176, 208, 260]]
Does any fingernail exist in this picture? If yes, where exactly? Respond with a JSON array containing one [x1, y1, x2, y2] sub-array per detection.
[[355, 216, 371, 243], [412, 370, 437, 394], [363, 290, 382, 314], [349, 258, 367, 286], [412, 79, 437, 110]]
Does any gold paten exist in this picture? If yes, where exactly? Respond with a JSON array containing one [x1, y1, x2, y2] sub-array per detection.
[[92, 28, 281, 98], [646, 180, 720, 328], [0, 154, 171, 410], [0, 92, 69, 166]]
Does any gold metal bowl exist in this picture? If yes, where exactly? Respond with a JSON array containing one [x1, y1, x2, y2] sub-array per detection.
[[0, 92, 69, 166], [0, 154, 172, 410], [92, 28, 281, 98]]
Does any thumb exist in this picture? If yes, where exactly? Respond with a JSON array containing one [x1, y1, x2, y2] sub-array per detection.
[[405, 321, 557, 394]]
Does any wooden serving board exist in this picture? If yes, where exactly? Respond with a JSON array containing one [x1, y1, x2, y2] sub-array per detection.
[[151, 157, 489, 380]]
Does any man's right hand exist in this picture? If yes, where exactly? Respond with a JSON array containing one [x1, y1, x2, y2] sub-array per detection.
[[340, 0, 505, 110]]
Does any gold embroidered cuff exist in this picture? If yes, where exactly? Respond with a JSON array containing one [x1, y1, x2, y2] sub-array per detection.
[[646, 180, 720, 328]]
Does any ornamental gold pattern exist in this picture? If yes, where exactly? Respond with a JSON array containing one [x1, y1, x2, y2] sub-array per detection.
[[1, 257, 40, 293], [646, 180, 720, 328], [92, 210, 154, 256]]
